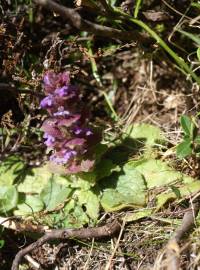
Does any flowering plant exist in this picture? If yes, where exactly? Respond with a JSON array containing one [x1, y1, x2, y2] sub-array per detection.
[[40, 71, 100, 173]]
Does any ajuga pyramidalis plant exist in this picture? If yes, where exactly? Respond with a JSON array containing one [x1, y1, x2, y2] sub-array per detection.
[[40, 71, 100, 173]]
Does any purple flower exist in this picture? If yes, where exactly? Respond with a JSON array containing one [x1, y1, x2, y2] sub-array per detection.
[[73, 127, 93, 136], [43, 133, 55, 146], [65, 138, 86, 147], [50, 149, 77, 165], [56, 115, 81, 127], [40, 95, 54, 108], [41, 119, 62, 138], [55, 86, 70, 97], [44, 73, 54, 86], [53, 106, 70, 117], [86, 130, 93, 136]]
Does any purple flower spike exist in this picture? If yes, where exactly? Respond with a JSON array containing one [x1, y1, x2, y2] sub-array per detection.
[[40, 71, 100, 173]]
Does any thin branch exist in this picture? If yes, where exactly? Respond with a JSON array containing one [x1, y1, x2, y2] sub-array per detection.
[[33, 0, 143, 42], [12, 220, 121, 270], [165, 202, 200, 270]]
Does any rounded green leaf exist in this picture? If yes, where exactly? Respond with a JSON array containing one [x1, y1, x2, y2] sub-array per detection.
[[0, 186, 18, 213], [101, 189, 128, 211], [15, 195, 44, 215], [176, 139, 192, 158], [101, 169, 146, 211], [180, 115, 194, 137], [18, 165, 69, 194], [77, 190, 100, 220], [125, 123, 166, 146], [40, 178, 72, 211]]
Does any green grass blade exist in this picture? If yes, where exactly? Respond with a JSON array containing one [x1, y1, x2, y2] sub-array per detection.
[[134, 0, 143, 18], [177, 29, 200, 46], [112, 7, 200, 85]]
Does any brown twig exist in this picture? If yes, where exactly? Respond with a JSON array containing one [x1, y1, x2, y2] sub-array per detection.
[[11, 220, 121, 270], [165, 201, 200, 270], [33, 0, 143, 42]]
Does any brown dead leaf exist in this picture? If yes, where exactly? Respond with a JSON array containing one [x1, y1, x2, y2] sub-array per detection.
[[143, 10, 172, 21]]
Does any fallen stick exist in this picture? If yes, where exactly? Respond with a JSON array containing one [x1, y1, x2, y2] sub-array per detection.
[[161, 201, 200, 270], [11, 220, 121, 270]]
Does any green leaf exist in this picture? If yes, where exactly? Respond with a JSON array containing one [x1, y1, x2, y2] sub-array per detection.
[[197, 47, 200, 61], [70, 177, 94, 190], [0, 186, 18, 213], [15, 195, 44, 215], [117, 168, 146, 205], [63, 202, 89, 228], [101, 189, 129, 211], [195, 135, 200, 144], [101, 156, 198, 213], [126, 123, 166, 147], [170, 185, 181, 199], [124, 209, 152, 222], [96, 159, 119, 180], [77, 159, 119, 187], [156, 181, 200, 209], [43, 199, 89, 229], [127, 159, 182, 188], [177, 29, 200, 46], [108, 0, 117, 6], [176, 139, 193, 158], [18, 165, 69, 194], [191, 3, 200, 9], [180, 115, 194, 137], [40, 177, 72, 211], [77, 190, 100, 220], [101, 168, 146, 211], [0, 240, 5, 249], [0, 156, 24, 186], [94, 143, 108, 162]]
